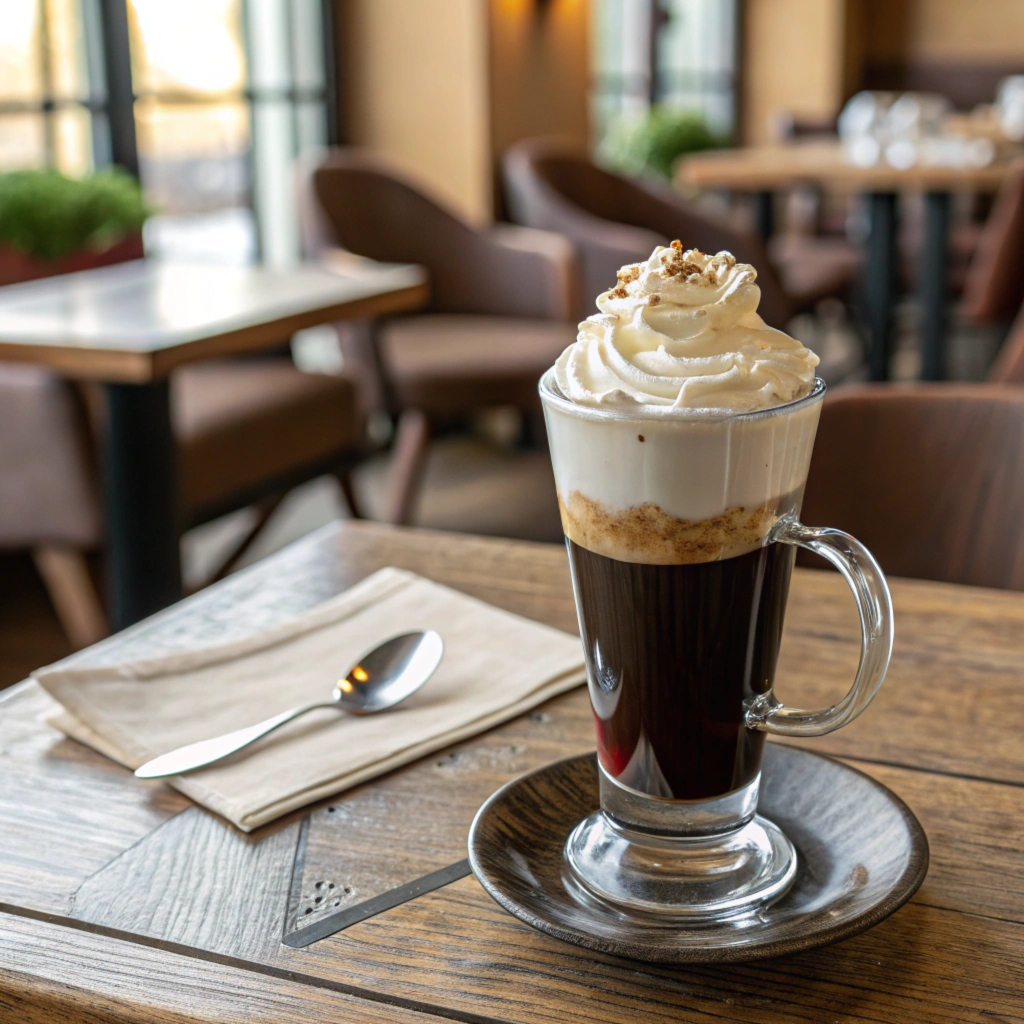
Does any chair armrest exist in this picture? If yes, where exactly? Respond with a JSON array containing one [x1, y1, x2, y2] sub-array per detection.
[[540, 206, 662, 312], [555, 212, 661, 272], [455, 224, 581, 321]]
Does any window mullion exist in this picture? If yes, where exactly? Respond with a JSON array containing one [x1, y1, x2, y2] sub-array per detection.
[[96, 0, 139, 177]]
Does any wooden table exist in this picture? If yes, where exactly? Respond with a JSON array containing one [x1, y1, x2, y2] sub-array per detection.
[[678, 142, 1018, 382], [0, 259, 428, 628], [0, 520, 1021, 1023]]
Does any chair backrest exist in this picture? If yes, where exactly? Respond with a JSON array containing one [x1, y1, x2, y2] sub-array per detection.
[[303, 149, 498, 316], [800, 383, 1024, 590], [961, 164, 1024, 325], [305, 150, 478, 313], [304, 147, 582, 322], [0, 364, 101, 550], [502, 138, 794, 327]]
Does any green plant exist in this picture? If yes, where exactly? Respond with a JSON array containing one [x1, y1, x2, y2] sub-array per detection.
[[0, 167, 149, 261], [599, 106, 727, 180]]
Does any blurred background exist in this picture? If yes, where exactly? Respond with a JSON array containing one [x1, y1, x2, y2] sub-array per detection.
[[3, 0, 1024, 685]]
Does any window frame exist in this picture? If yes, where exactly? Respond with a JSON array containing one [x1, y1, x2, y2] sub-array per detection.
[[0, 0, 341, 262]]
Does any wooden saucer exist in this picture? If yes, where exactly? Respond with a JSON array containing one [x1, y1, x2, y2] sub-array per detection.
[[468, 744, 928, 963]]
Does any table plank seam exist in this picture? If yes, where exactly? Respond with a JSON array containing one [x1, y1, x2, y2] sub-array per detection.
[[283, 814, 311, 934], [65, 807, 196, 916], [909, 900, 1024, 928], [0, 901, 516, 1024], [823, 751, 1024, 790]]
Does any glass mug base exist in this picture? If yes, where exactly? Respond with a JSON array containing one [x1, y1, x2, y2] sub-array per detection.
[[564, 767, 797, 920]]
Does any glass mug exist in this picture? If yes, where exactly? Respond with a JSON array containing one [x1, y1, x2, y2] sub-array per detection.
[[540, 372, 893, 919]]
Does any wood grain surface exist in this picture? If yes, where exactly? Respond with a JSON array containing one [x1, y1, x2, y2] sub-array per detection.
[[676, 142, 1016, 193], [0, 520, 1021, 1023], [0, 261, 429, 382]]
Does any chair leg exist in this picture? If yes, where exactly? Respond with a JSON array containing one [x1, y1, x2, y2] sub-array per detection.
[[203, 491, 288, 587], [387, 408, 431, 526], [32, 545, 108, 649], [334, 470, 365, 520]]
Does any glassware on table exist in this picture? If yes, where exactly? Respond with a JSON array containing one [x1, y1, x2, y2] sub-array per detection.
[[540, 371, 893, 920]]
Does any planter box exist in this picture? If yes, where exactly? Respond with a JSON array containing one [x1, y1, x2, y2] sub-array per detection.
[[0, 233, 145, 287]]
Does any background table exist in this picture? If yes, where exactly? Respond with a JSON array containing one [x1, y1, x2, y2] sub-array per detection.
[[0, 520, 1020, 1022], [0, 260, 429, 628], [677, 142, 1015, 382]]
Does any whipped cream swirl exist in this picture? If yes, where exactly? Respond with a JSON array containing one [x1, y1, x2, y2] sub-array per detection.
[[554, 243, 819, 414]]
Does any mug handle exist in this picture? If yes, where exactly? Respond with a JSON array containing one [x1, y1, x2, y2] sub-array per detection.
[[746, 516, 894, 738]]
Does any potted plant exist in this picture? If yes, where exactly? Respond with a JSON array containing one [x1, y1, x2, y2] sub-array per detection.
[[0, 167, 148, 286], [598, 106, 727, 181]]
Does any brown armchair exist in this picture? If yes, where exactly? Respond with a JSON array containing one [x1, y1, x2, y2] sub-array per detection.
[[0, 364, 105, 648], [502, 138, 860, 329], [801, 383, 1024, 590], [301, 148, 580, 524], [0, 355, 366, 649], [961, 164, 1024, 327]]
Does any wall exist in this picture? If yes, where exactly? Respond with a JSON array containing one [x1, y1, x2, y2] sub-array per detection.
[[863, 0, 1024, 63], [340, 0, 492, 223], [487, 0, 591, 211], [741, 0, 849, 144], [851, 0, 1024, 109]]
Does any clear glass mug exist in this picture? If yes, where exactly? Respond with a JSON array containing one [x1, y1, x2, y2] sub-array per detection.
[[540, 372, 893, 919]]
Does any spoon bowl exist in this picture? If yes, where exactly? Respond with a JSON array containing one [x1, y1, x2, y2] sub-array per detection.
[[336, 630, 444, 713], [135, 629, 444, 779]]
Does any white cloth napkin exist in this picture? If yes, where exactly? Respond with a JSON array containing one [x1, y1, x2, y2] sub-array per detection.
[[34, 567, 586, 831]]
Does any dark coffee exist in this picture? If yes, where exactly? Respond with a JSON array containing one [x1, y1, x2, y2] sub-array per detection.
[[567, 539, 796, 801]]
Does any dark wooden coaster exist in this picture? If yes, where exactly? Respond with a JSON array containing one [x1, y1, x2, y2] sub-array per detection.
[[468, 743, 929, 963]]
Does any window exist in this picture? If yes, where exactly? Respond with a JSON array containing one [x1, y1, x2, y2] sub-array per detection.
[[0, 0, 337, 266], [0, 0, 100, 175], [592, 0, 739, 144]]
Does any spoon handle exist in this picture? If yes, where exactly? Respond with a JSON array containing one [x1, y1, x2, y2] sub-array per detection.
[[134, 700, 339, 779]]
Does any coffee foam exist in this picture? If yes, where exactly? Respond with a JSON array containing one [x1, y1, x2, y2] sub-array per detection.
[[543, 380, 822, 565]]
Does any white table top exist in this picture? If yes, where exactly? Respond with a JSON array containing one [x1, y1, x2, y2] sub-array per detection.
[[0, 258, 429, 382]]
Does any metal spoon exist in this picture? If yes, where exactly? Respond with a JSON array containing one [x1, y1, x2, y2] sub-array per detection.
[[134, 630, 443, 779]]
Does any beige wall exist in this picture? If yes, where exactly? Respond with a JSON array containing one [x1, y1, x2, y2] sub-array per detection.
[[340, 0, 591, 224], [488, 0, 591, 204], [864, 0, 1024, 63], [341, 0, 492, 223], [741, 0, 849, 144]]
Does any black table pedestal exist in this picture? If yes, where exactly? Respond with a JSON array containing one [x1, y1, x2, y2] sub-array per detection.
[[919, 191, 953, 381], [754, 190, 775, 240], [864, 191, 898, 381], [102, 381, 182, 631]]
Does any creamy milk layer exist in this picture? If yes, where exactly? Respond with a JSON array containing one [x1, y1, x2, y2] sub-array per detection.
[[543, 243, 823, 565]]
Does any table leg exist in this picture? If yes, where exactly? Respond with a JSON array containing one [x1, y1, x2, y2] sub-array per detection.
[[864, 191, 898, 381], [918, 191, 953, 381], [102, 380, 182, 630], [754, 190, 775, 240]]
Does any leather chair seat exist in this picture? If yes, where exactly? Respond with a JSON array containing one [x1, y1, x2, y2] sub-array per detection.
[[380, 315, 578, 417], [174, 359, 362, 520], [768, 235, 863, 310]]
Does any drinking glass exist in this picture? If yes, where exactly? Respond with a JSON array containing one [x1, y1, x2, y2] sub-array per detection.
[[540, 371, 893, 919]]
